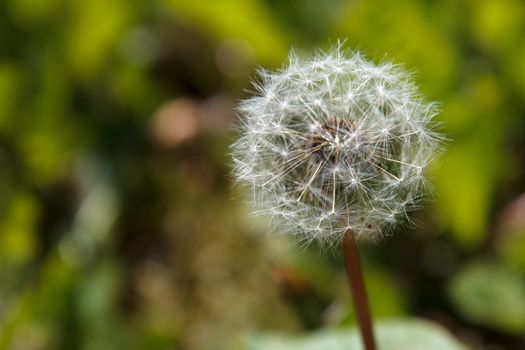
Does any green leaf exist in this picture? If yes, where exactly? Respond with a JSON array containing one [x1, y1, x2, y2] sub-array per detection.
[[246, 319, 468, 350], [449, 261, 525, 334]]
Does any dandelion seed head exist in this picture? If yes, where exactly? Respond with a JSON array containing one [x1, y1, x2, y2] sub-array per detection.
[[231, 47, 444, 245]]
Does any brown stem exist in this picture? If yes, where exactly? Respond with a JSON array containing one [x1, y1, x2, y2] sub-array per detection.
[[342, 231, 377, 350]]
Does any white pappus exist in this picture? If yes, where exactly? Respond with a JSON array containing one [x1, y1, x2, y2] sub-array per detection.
[[231, 47, 445, 247]]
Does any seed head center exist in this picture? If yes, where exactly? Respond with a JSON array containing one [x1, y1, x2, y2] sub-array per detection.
[[308, 117, 363, 166]]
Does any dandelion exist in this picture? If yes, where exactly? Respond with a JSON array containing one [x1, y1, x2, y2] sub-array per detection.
[[232, 47, 443, 246], [231, 46, 445, 350]]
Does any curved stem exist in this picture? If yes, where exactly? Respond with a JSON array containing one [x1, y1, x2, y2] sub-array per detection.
[[342, 232, 377, 350]]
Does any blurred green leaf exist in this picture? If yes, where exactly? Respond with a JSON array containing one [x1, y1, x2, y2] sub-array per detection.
[[163, 0, 288, 64], [7, 0, 60, 26], [468, 0, 524, 53], [433, 139, 499, 246], [0, 63, 22, 130], [335, 0, 458, 93], [449, 261, 525, 334], [66, 0, 132, 79], [506, 43, 525, 98], [246, 319, 468, 350], [0, 192, 38, 266], [76, 261, 129, 350], [0, 255, 75, 350]]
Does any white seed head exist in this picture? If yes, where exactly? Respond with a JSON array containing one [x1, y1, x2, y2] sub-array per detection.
[[231, 47, 444, 246]]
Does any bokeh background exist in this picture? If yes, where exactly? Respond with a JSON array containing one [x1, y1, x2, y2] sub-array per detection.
[[1, 0, 525, 349]]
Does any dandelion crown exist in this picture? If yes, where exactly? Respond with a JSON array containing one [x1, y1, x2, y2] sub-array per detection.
[[232, 47, 443, 245]]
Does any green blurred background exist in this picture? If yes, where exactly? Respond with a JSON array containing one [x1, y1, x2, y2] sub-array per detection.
[[1, 0, 525, 349]]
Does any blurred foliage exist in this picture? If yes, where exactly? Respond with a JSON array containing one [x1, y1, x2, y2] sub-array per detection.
[[1, 0, 525, 349], [247, 319, 468, 350], [449, 260, 525, 334]]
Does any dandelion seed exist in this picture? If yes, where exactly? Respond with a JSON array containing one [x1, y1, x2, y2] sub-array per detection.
[[231, 46, 444, 245]]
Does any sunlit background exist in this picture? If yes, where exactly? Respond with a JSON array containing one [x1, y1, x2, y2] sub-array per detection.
[[1, 0, 525, 349]]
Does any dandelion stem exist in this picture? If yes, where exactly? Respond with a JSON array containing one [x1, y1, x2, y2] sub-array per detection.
[[342, 232, 376, 350]]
